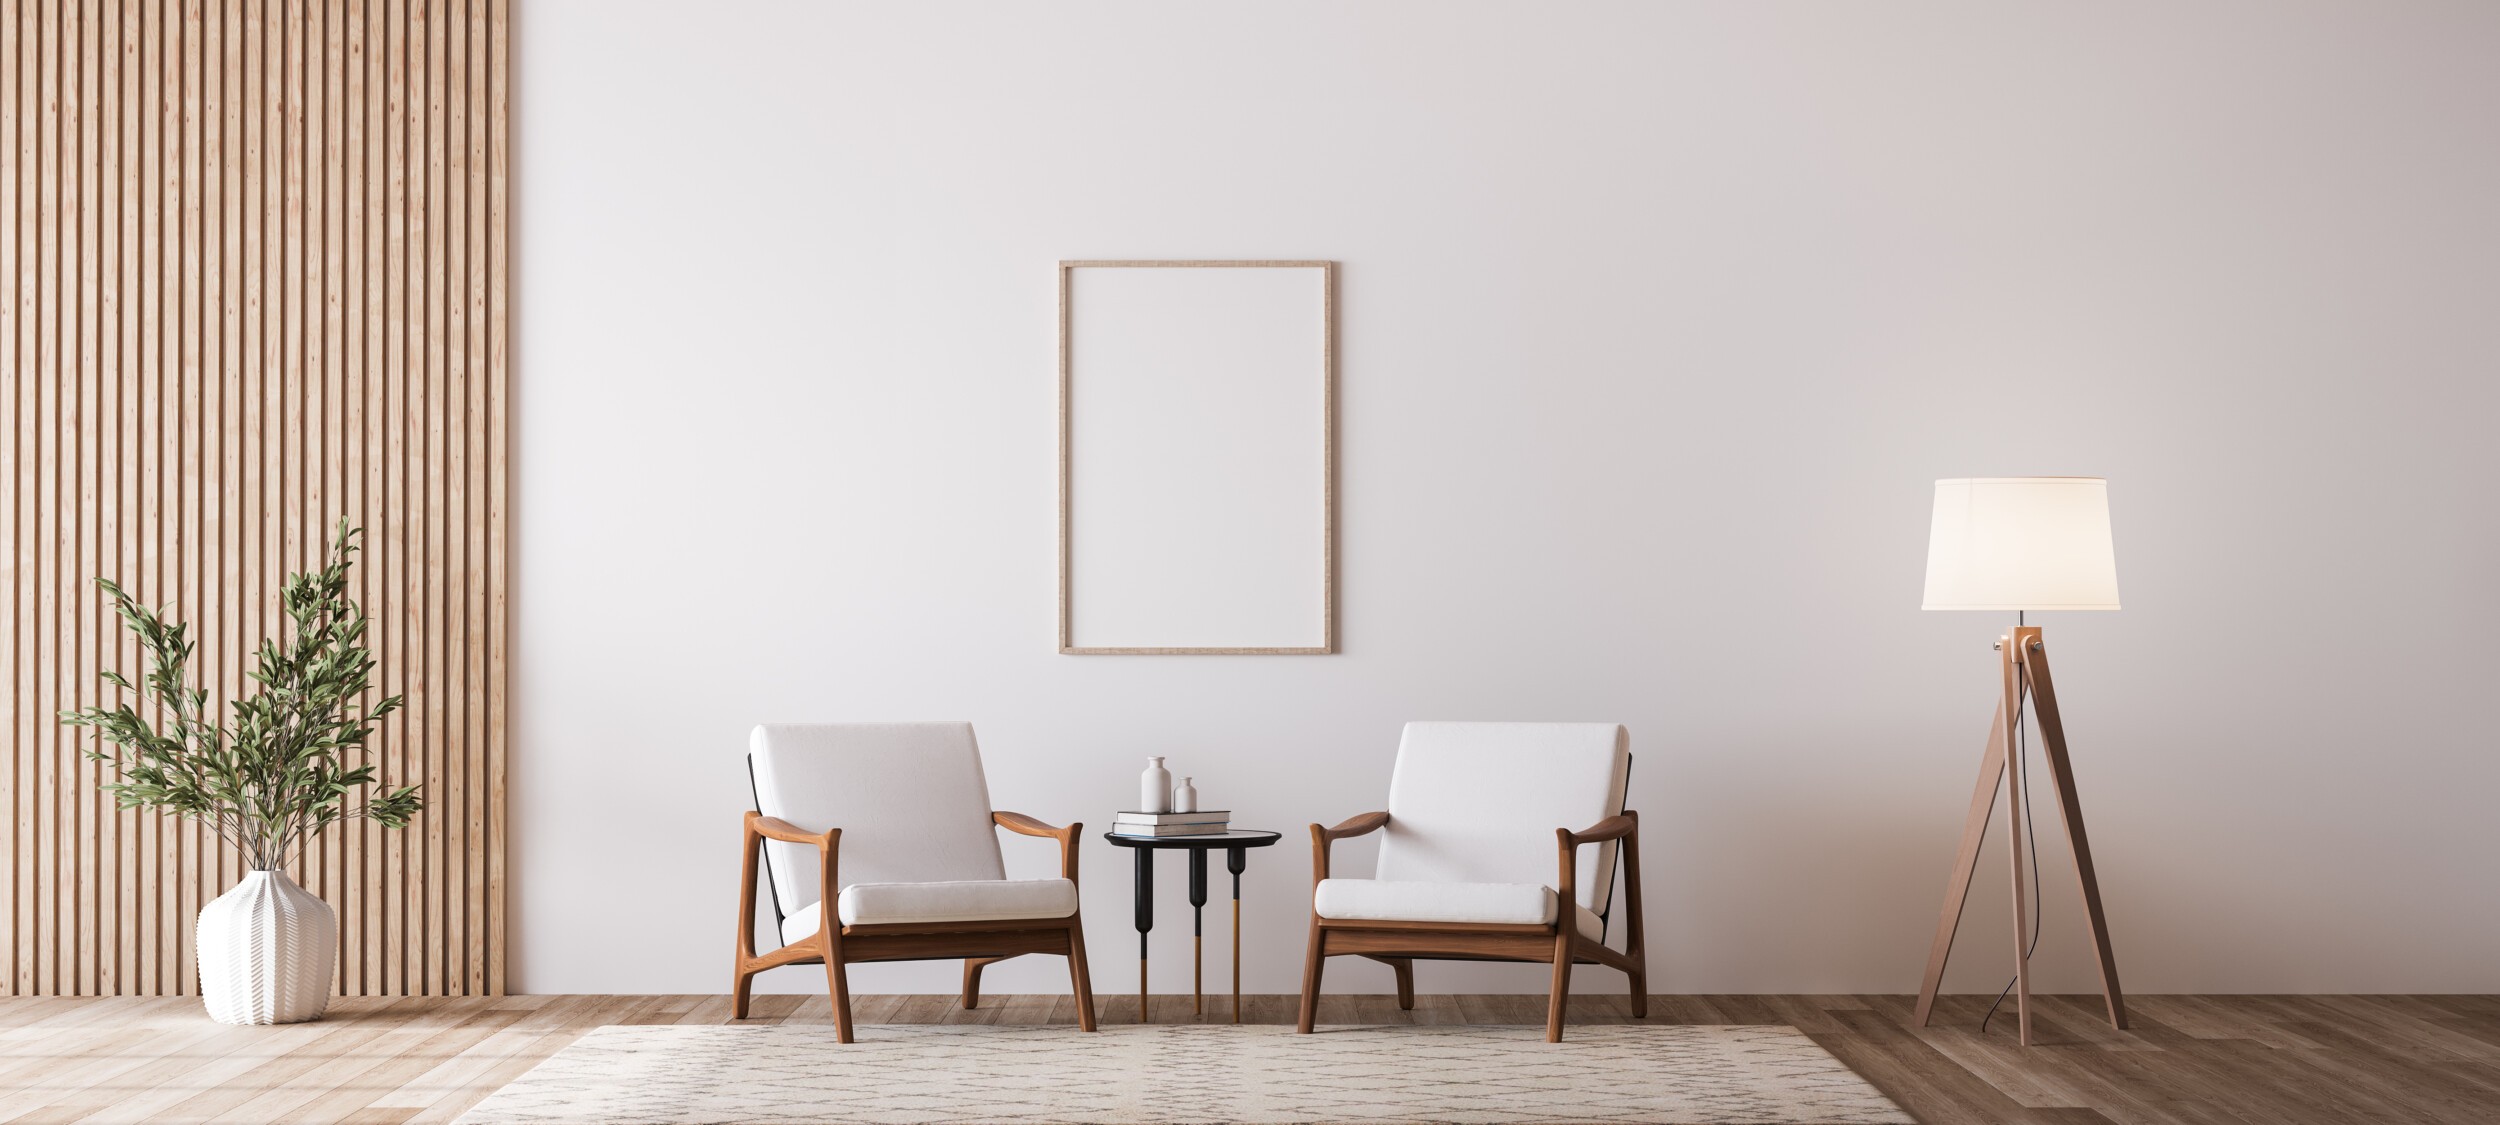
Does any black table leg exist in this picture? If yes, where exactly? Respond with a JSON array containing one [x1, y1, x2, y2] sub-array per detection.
[[1189, 849, 1210, 1016], [1133, 846, 1153, 1022], [1228, 845, 1248, 1023]]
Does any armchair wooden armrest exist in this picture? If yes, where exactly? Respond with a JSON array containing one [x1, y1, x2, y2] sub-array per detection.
[[746, 810, 837, 847], [1552, 809, 1640, 935], [738, 811, 843, 963], [1309, 811, 1389, 882], [1560, 812, 1637, 847], [994, 810, 1084, 881], [1315, 811, 1390, 843]]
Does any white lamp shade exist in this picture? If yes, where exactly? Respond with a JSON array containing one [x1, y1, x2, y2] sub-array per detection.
[[1922, 477, 2121, 611]]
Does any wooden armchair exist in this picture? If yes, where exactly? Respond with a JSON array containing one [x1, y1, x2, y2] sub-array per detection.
[[731, 723, 1098, 1041], [1298, 722, 1644, 1042]]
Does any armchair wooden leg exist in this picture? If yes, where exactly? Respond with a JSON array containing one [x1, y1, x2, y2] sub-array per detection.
[[826, 954, 856, 1044], [1622, 813, 1650, 1020], [1066, 919, 1099, 1032], [1546, 932, 1575, 1043], [1296, 922, 1327, 1034], [733, 818, 765, 1023], [962, 957, 1001, 1010], [1388, 957, 1415, 1011]]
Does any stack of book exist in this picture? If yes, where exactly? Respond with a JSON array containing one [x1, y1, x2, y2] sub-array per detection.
[[1111, 810, 1230, 837]]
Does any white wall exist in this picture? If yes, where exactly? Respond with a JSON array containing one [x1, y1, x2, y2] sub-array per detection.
[[513, 1, 2500, 996]]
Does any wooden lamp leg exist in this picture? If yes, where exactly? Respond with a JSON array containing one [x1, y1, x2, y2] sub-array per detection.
[[1914, 625, 2127, 1047], [1913, 700, 2008, 1028], [2001, 633, 2034, 1046], [2020, 634, 2128, 1029]]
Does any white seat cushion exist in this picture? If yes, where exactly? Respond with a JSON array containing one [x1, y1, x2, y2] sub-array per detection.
[[1313, 878, 1604, 942], [778, 878, 1079, 942]]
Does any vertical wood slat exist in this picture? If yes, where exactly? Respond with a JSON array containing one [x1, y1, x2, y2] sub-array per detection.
[[351, 0, 375, 998], [0, 0, 505, 998], [483, 0, 501, 996], [31, 0, 52, 998], [4, 0, 23, 999], [5, 0, 23, 999], [380, 0, 401, 996], [75, 0, 97, 1000], [3, 0, 21, 995]]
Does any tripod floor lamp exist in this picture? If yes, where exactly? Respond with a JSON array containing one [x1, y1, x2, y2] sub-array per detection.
[[1913, 476, 2127, 1047]]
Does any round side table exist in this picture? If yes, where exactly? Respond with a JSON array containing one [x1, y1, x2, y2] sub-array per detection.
[[1103, 829, 1281, 1023]]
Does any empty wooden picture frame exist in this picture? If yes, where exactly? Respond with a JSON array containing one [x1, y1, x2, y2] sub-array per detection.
[[1058, 260, 1337, 654]]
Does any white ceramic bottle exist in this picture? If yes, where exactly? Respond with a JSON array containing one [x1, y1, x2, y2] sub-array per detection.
[[1139, 756, 1173, 813], [1173, 777, 1199, 813]]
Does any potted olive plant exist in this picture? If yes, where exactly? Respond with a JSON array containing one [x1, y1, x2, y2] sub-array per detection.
[[63, 522, 420, 1024]]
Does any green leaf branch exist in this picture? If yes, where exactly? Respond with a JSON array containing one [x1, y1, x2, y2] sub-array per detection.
[[62, 521, 423, 872]]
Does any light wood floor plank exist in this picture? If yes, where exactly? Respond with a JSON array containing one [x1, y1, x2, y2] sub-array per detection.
[[0, 1022, 229, 1122], [0, 995, 2492, 1125], [270, 1010, 532, 1125]]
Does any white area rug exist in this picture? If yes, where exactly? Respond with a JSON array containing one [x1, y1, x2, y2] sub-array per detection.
[[454, 1023, 1913, 1125]]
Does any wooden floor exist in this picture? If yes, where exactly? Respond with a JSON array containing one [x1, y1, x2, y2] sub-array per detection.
[[0, 993, 2493, 1124]]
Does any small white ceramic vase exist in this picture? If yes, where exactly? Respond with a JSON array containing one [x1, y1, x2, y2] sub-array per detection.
[[1139, 757, 1173, 814], [197, 870, 335, 1025], [1173, 777, 1199, 813]]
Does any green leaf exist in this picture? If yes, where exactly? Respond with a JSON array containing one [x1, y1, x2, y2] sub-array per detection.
[[58, 526, 425, 869]]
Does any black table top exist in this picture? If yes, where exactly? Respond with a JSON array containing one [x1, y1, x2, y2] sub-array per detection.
[[1102, 829, 1282, 849]]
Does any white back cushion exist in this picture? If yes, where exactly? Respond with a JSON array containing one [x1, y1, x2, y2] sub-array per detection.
[[1373, 722, 1631, 914], [749, 723, 1006, 920]]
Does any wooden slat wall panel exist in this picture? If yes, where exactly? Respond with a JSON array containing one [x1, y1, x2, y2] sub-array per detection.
[[0, 0, 505, 997]]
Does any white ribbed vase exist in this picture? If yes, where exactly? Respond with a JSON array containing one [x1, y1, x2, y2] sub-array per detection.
[[196, 870, 335, 1025]]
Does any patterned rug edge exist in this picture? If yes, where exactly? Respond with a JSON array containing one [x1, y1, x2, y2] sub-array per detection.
[[454, 1023, 1916, 1125]]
